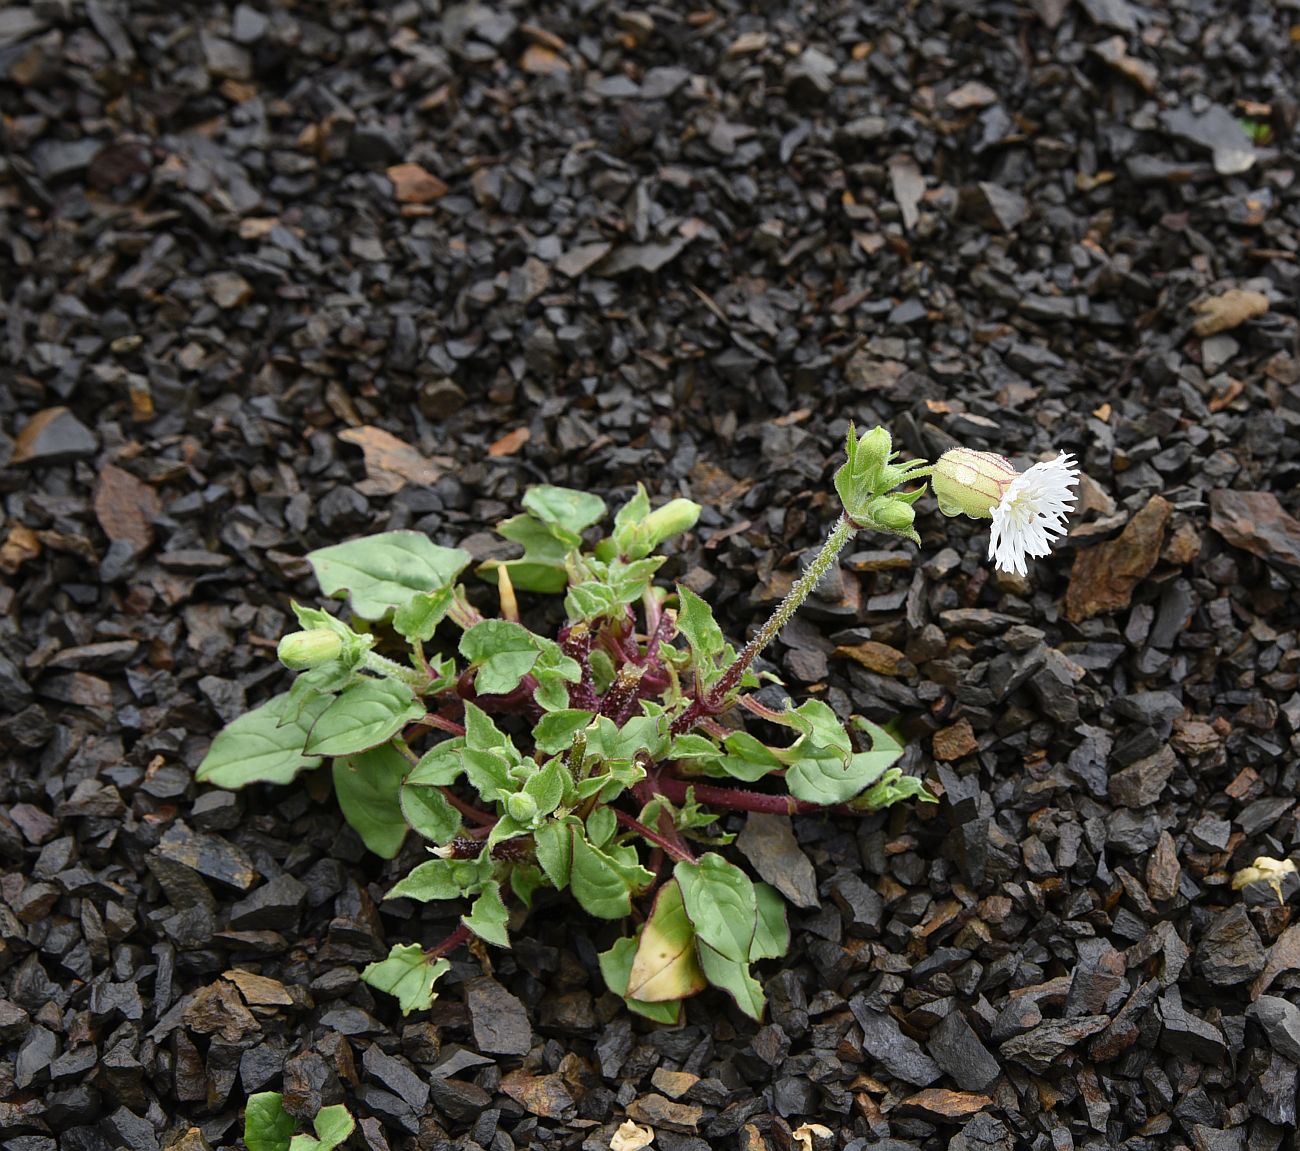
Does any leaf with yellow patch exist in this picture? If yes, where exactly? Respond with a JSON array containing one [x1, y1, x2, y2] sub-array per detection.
[[626, 880, 708, 1002]]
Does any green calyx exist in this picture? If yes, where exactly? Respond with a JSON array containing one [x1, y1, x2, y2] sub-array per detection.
[[931, 448, 1017, 520], [834, 423, 930, 544]]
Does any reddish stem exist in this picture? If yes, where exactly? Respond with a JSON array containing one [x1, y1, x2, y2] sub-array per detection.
[[615, 808, 696, 863], [416, 713, 467, 737], [654, 774, 827, 816], [441, 788, 496, 827], [425, 922, 471, 959]]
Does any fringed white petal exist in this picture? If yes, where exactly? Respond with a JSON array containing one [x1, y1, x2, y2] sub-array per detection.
[[987, 453, 1079, 576]]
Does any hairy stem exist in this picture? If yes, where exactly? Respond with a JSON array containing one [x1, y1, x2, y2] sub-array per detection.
[[671, 512, 857, 735], [362, 650, 426, 690]]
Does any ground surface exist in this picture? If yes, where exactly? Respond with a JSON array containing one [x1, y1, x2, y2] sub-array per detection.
[[3, 1, 1300, 1149]]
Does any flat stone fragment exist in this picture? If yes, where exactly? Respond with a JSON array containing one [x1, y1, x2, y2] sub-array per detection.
[[898, 1088, 994, 1121], [465, 976, 532, 1056], [1108, 745, 1176, 808], [500, 1069, 576, 1120], [950, 1112, 1015, 1151], [850, 999, 942, 1086], [997, 1015, 1110, 1073], [386, 162, 449, 204], [625, 1093, 704, 1132], [926, 1009, 1000, 1092], [1163, 104, 1256, 175], [933, 717, 978, 761], [1209, 490, 1300, 584], [153, 823, 256, 891], [1065, 495, 1171, 622], [1249, 996, 1300, 1063], [1197, 904, 1265, 986], [11, 406, 98, 465], [736, 814, 820, 909], [1157, 996, 1227, 1062]]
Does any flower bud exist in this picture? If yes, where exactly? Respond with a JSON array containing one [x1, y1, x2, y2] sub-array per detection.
[[853, 426, 893, 480], [278, 629, 344, 670], [867, 497, 916, 535], [638, 498, 701, 552], [505, 792, 539, 825], [931, 448, 1018, 519]]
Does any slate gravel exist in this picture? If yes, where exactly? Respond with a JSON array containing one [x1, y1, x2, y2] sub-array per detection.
[[3, 0, 1300, 1149]]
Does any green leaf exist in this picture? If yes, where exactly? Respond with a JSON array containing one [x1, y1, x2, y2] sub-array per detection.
[[461, 620, 542, 695], [308, 532, 471, 620], [626, 880, 708, 1002], [197, 693, 329, 789], [750, 883, 790, 961], [509, 862, 546, 908], [406, 741, 463, 786], [776, 698, 853, 756], [669, 733, 722, 759], [361, 944, 450, 1014], [598, 936, 682, 1025], [522, 485, 607, 537], [564, 580, 617, 622], [675, 585, 725, 661], [696, 942, 765, 1021], [589, 648, 616, 694], [386, 859, 462, 902], [786, 744, 888, 806], [400, 781, 461, 844], [484, 514, 572, 594], [304, 678, 425, 757], [570, 829, 652, 919], [244, 1092, 296, 1151], [523, 757, 568, 818], [288, 1105, 355, 1151], [534, 710, 594, 755], [394, 586, 455, 643], [462, 749, 513, 803], [463, 702, 512, 753], [463, 880, 509, 947], [675, 853, 757, 964], [856, 767, 935, 810], [534, 819, 573, 889], [332, 745, 408, 859], [585, 805, 617, 849]]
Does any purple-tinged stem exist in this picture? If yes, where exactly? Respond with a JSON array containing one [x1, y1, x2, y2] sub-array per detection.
[[615, 808, 696, 863]]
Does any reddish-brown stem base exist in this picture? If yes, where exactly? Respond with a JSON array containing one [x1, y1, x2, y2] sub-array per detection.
[[425, 922, 471, 959]]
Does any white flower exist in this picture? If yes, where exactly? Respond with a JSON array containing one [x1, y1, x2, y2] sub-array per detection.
[[987, 452, 1079, 576]]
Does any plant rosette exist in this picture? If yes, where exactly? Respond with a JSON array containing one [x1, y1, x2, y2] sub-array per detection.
[[196, 426, 1081, 1021]]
